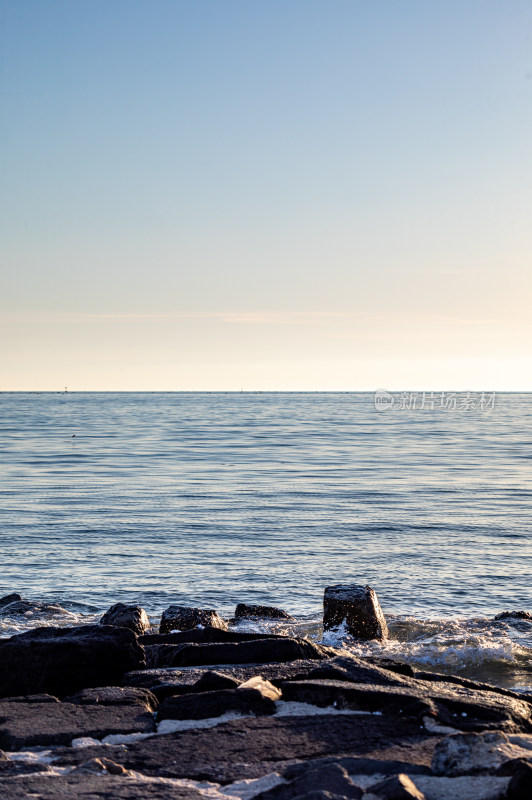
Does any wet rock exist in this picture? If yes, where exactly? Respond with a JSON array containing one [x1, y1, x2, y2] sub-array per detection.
[[323, 584, 388, 640], [140, 626, 286, 645], [0, 594, 22, 608], [145, 637, 333, 668], [493, 611, 532, 621], [100, 602, 150, 635], [235, 603, 294, 620], [64, 686, 157, 711], [0, 625, 145, 699], [255, 763, 362, 799], [0, 698, 155, 749], [159, 605, 228, 634], [366, 773, 426, 799], [0, 599, 67, 617], [157, 686, 277, 721]]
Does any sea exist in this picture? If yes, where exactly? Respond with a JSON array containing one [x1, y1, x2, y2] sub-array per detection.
[[1, 391, 531, 690]]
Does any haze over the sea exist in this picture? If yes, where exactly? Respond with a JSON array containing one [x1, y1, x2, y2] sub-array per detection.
[[1, 1, 530, 390]]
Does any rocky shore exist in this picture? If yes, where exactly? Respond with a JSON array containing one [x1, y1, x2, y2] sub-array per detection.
[[0, 587, 532, 799]]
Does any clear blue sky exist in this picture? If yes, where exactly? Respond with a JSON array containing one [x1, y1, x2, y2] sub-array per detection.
[[1, 0, 531, 389]]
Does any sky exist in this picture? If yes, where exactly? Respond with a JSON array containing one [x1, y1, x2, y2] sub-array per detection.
[[1, 0, 531, 390]]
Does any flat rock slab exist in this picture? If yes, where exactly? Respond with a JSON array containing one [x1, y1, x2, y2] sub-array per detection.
[[53, 713, 439, 783], [144, 638, 332, 668], [0, 700, 155, 749], [125, 659, 336, 689], [64, 687, 157, 711], [0, 774, 207, 800]]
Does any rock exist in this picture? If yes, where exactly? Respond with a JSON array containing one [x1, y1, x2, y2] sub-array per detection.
[[140, 626, 287, 645], [0, 698, 155, 749], [413, 775, 510, 800], [366, 773, 426, 799], [0, 594, 22, 608], [193, 670, 241, 692], [0, 599, 67, 617], [124, 659, 334, 690], [431, 732, 527, 776], [493, 611, 532, 621], [255, 763, 362, 798], [159, 605, 228, 634], [235, 603, 294, 620], [52, 713, 435, 783], [69, 757, 129, 775], [157, 687, 277, 721], [100, 602, 150, 635], [145, 637, 333, 668], [0, 761, 52, 775], [63, 686, 157, 711], [0, 774, 207, 799], [504, 760, 532, 799], [0, 625, 145, 699], [280, 679, 434, 719], [323, 584, 388, 640], [239, 676, 282, 701]]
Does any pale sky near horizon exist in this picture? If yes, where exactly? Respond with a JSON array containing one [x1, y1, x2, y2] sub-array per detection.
[[1, 0, 531, 390]]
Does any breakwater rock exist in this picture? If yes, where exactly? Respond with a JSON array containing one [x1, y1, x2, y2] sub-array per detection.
[[1, 593, 532, 798]]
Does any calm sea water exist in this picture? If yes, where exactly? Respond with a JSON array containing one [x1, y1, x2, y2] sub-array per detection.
[[1, 392, 531, 687]]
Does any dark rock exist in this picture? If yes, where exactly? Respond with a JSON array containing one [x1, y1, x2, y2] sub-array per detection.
[[193, 670, 241, 692], [0, 625, 145, 699], [290, 793, 347, 800], [0, 594, 22, 608], [1, 694, 59, 703], [235, 603, 294, 620], [497, 757, 532, 777], [157, 687, 276, 721], [494, 611, 532, 621], [0, 761, 52, 775], [366, 773, 426, 799], [140, 626, 287, 645], [280, 679, 435, 719], [0, 774, 207, 799], [365, 657, 416, 678], [100, 603, 150, 635], [145, 637, 332, 668], [507, 760, 532, 799], [0, 698, 155, 749], [0, 599, 67, 617], [52, 713, 437, 783], [124, 659, 331, 690], [323, 584, 388, 640], [283, 756, 431, 780], [63, 686, 157, 711], [255, 763, 362, 799], [159, 605, 227, 634]]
